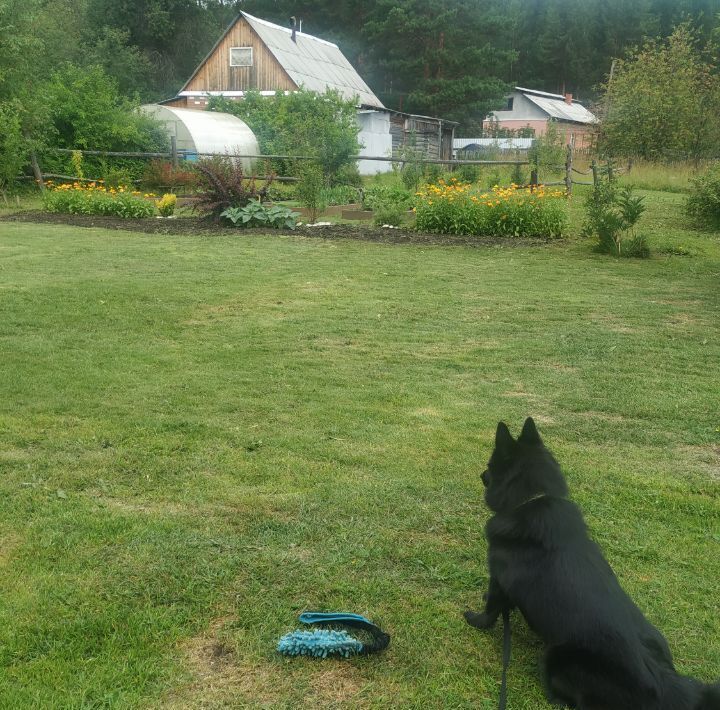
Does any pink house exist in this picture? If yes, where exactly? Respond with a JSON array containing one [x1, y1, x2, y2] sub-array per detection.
[[484, 87, 598, 148]]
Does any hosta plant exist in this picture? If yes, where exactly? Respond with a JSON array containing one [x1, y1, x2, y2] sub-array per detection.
[[221, 200, 300, 229]]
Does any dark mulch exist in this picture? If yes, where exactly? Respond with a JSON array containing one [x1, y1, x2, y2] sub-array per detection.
[[1, 211, 557, 248]]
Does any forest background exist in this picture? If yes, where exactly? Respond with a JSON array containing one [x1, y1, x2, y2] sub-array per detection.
[[3, 0, 720, 134]]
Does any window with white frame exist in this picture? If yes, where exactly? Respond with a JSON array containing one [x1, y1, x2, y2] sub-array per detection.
[[229, 47, 253, 67]]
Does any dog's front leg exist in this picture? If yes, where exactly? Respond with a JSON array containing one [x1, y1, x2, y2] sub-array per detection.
[[464, 577, 510, 630]]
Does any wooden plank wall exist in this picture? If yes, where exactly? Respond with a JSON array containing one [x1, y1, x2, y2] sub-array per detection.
[[390, 115, 446, 160], [185, 17, 297, 93]]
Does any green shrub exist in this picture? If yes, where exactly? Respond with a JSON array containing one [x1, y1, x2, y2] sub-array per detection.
[[685, 164, 720, 229], [582, 182, 649, 257], [456, 163, 480, 183], [102, 167, 133, 190], [484, 169, 502, 189], [414, 179, 567, 238], [0, 101, 26, 197], [40, 65, 167, 180], [372, 201, 408, 227], [221, 201, 299, 229], [296, 162, 327, 223], [510, 162, 525, 186], [208, 88, 360, 183], [43, 184, 155, 218], [319, 184, 359, 206], [362, 185, 412, 211]]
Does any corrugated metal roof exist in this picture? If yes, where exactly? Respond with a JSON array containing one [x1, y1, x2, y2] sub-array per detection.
[[513, 87, 597, 124], [522, 93, 597, 124], [241, 12, 384, 109]]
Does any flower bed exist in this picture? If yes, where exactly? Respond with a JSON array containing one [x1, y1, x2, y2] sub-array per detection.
[[43, 181, 156, 218], [414, 179, 567, 238]]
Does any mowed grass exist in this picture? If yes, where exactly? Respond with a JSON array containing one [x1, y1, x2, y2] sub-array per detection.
[[1, 192, 719, 708]]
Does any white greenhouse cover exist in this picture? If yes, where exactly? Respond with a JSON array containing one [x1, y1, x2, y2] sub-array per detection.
[[141, 104, 260, 171]]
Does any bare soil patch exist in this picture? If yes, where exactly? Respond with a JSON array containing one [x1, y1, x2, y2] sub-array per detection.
[[2, 211, 557, 248]]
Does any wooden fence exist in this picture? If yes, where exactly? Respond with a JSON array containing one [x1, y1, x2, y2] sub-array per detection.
[[35, 145, 610, 193]]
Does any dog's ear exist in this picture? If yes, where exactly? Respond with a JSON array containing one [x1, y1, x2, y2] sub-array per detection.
[[495, 421, 516, 454], [519, 416, 541, 444]]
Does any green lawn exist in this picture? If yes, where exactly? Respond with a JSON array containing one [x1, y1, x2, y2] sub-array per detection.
[[1, 191, 719, 708]]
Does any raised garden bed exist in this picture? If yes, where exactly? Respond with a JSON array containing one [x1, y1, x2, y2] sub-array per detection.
[[1, 211, 557, 248]]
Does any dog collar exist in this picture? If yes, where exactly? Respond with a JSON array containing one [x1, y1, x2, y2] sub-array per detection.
[[514, 493, 548, 509]]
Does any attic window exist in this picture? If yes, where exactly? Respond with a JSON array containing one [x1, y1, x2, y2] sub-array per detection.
[[230, 47, 253, 67], [505, 97, 514, 111]]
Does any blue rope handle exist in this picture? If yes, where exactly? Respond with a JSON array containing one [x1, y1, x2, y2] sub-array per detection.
[[299, 611, 390, 654], [299, 612, 374, 627]]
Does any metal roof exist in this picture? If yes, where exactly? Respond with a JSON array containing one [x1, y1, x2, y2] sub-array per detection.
[[241, 12, 384, 109], [515, 87, 598, 125]]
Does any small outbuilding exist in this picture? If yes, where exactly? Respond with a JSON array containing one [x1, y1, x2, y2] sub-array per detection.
[[140, 104, 259, 172]]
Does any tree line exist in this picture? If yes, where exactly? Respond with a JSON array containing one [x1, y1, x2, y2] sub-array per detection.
[[4, 0, 720, 122], [2, 0, 720, 188]]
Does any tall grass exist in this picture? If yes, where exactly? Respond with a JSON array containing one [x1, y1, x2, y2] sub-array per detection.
[[617, 160, 714, 193]]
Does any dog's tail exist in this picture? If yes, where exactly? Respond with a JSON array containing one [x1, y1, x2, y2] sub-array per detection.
[[696, 682, 720, 710]]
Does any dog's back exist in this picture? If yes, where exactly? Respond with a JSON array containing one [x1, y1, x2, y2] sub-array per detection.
[[470, 418, 720, 710]]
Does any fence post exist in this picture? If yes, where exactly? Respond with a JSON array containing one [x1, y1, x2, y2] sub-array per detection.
[[530, 167, 538, 191], [564, 144, 573, 195], [591, 159, 598, 187], [171, 135, 178, 168]]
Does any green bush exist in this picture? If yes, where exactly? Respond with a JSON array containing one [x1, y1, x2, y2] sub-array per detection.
[[582, 181, 649, 257], [40, 65, 167, 180], [685, 164, 720, 229], [43, 184, 155, 218], [414, 180, 567, 238], [0, 101, 26, 196], [208, 89, 360, 183], [510, 162, 525, 186], [319, 184, 359, 206], [296, 162, 327, 223], [456, 163, 480, 183], [372, 201, 408, 227], [221, 201, 299, 229], [362, 184, 412, 211]]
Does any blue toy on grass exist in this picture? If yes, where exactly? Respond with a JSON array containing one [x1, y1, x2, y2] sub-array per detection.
[[277, 612, 390, 658]]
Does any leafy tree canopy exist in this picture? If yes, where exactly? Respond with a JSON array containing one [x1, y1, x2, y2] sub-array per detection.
[[600, 25, 720, 161]]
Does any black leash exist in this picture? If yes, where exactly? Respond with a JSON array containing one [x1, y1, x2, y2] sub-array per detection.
[[499, 608, 511, 710]]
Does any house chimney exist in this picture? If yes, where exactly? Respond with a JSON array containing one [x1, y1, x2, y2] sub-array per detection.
[[290, 16, 297, 43], [564, 93, 573, 105]]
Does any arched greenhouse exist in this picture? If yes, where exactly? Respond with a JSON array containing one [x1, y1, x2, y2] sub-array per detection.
[[141, 104, 259, 172]]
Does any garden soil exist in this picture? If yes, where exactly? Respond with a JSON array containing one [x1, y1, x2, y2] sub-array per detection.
[[2, 212, 555, 248]]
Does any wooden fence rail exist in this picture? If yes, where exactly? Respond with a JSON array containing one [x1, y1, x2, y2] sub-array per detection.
[[38, 145, 617, 194], [47, 147, 529, 167]]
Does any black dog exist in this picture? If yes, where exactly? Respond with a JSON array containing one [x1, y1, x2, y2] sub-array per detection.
[[465, 418, 720, 710]]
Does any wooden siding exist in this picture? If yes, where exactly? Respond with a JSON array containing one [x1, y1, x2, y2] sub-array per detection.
[[389, 114, 454, 161], [185, 17, 297, 93]]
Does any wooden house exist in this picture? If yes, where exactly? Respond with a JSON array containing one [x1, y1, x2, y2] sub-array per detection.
[[160, 12, 456, 172]]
